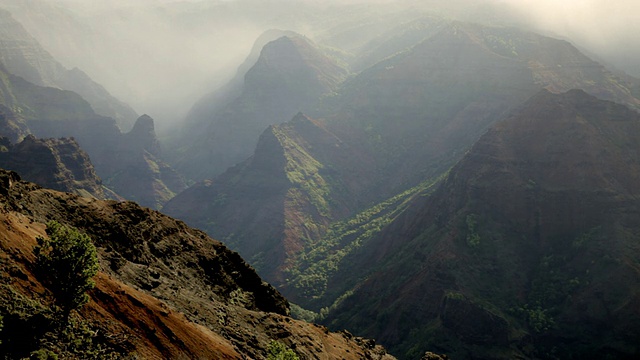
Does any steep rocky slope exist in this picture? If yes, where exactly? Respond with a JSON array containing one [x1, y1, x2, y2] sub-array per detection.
[[0, 134, 106, 199], [174, 33, 349, 181], [323, 90, 640, 359], [0, 8, 138, 130], [165, 112, 369, 286], [0, 169, 396, 359]]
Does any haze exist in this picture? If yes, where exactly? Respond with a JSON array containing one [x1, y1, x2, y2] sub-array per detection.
[[1, 0, 638, 132]]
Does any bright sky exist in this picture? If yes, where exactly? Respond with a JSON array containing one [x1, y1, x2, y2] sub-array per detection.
[[496, 0, 640, 74]]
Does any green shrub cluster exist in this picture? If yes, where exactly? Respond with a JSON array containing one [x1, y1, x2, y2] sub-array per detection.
[[34, 221, 99, 325], [0, 221, 127, 358], [286, 175, 443, 307], [267, 340, 299, 360]]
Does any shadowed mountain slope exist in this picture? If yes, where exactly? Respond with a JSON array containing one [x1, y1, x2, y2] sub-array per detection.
[[165, 113, 363, 286], [179, 29, 301, 143], [323, 89, 640, 359], [322, 22, 640, 196]]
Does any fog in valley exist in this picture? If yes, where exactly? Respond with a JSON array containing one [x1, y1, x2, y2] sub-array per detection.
[[1, 0, 638, 132]]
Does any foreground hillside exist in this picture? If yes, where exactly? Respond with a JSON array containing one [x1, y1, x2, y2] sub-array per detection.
[[323, 90, 640, 359], [0, 169, 396, 359]]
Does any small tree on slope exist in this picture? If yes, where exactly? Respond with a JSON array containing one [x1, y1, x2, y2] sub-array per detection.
[[34, 221, 98, 326], [267, 340, 299, 360]]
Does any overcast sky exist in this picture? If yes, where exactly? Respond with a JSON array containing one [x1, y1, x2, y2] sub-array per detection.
[[496, 0, 640, 73]]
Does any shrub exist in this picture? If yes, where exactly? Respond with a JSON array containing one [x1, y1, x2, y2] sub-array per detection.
[[34, 221, 98, 325], [267, 340, 299, 360]]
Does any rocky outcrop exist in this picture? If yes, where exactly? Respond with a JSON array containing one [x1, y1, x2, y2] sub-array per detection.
[[125, 114, 160, 155], [0, 135, 106, 198]]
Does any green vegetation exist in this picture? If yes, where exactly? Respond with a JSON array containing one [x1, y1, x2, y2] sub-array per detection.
[[286, 175, 443, 307], [267, 340, 299, 360], [465, 214, 481, 247], [0, 222, 126, 358], [289, 303, 317, 323], [34, 221, 99, 325], [520, 305, 555, 334], [272, 124, 333, 217], [0, 283, 122, 359], [572, 226, 601, 249]]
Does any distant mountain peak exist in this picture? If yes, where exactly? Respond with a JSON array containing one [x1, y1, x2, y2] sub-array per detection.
[[130, 114, 155, 134], [126, 114, 160, 155], [246, 33, 347, 96]]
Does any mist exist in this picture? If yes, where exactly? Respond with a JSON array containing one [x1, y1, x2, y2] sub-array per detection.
[[1, 0, 638, 133], [494, 0, 640, 76]]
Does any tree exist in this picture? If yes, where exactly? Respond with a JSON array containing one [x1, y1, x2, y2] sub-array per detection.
[[267, 340, 299, 360], [34, 221, 99, 325]]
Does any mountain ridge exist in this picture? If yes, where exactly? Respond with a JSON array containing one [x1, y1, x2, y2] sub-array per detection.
[[323, 89, 640, 359]]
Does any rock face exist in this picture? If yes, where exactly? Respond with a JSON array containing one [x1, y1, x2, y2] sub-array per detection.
[[0, 134, 105, 198], [174, 33, 348, 181], [323, 90, 640, 359], [0, 8, 138, 130], [0, 169, 396, 359]]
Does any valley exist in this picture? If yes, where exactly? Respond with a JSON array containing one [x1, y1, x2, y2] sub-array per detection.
[[0, 0, 638, 359]]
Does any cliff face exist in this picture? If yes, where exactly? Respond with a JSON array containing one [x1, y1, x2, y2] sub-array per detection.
[[0, 103, 28, 142], [323, 90, 640, 359], [0, 169, 396, 359], [0, 135, 105, 199]]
